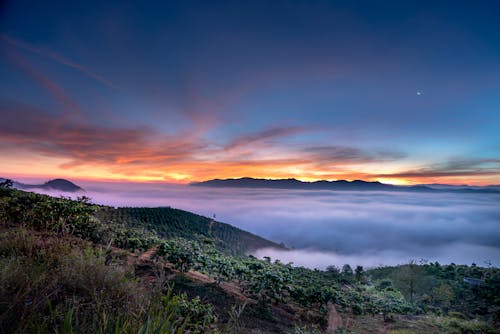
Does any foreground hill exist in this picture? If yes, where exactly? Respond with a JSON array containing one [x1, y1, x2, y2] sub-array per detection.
[[0, 179, 282, 256], [1, 183, 498, 333], [96, 206, 285, 255]]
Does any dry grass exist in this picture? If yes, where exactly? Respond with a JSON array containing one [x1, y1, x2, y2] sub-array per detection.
[[0, 228, 217, 333]]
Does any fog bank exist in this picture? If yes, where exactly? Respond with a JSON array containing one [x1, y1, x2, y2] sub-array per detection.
[[36, 181, 500, 268]]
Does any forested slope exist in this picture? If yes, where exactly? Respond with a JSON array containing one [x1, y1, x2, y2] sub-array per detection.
[[95, 206, 284, 255]]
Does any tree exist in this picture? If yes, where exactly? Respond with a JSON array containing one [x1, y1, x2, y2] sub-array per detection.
[[431, 284, 455, 313], [355, 265, 364, 284], [0, 179, 13, 188], [326, 265, 341, 281], [394, 260, 422, 302], [376, 279, 393, 291], [341, 264, 354, 284]]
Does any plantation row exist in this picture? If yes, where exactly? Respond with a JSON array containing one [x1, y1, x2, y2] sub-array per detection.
[[96, 206, 283, 255], [156, 237, 418, 320]]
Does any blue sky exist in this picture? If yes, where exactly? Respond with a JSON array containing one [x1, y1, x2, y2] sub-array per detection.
[[1, 0, 499, 184]]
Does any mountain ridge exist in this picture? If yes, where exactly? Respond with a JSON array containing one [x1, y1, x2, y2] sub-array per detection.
[[191, 177, 429, 191], [191, 177, 500, 194]]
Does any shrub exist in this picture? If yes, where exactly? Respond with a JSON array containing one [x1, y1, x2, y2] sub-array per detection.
[[158, 238, 202, 272]]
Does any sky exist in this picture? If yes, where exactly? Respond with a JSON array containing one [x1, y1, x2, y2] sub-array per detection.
[[1, 0, 500, 185]]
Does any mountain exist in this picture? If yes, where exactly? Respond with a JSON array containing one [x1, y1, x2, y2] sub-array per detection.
[[192, 177, 500, 194], [41, 179, 83, 192], [191, 177, 433, 192], [1, 178, 83, 192]]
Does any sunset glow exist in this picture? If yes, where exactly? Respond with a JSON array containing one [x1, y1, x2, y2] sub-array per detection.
[[1, 3, 500, 331], [1, 1, 499, 186]]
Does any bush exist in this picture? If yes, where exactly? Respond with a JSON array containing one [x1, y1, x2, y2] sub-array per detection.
[[0, 189, 99, 238], [158, 238, 202, 272], [168, 292, 218, 333]]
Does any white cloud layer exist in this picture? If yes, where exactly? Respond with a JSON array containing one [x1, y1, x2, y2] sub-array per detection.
[[36, 181, 500, 268]]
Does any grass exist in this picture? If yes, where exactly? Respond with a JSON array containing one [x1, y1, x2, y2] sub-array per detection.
[[0, 228, 217, 334]]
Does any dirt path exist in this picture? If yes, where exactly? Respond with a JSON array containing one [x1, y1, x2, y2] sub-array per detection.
[[326, 303, 343, 333], [138, 245, 158, 262], [186, 270, 254, 303], [116, 246, 265, 307]]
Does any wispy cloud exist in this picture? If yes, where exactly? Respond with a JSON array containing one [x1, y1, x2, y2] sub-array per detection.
[[0, 103, 202, 172], [303, 145, 407, 165], [375, 159, 500, 179], [1, 34, 116, 88], [3, 48, 85, 120], [1, 100, 498, 184], [225, 126, 308, 151]]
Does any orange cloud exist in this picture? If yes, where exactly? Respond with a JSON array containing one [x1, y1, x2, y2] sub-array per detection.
[[0, 102, 499, 186]]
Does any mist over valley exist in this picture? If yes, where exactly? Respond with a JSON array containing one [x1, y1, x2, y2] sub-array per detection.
[[29, 180, 500, 269]]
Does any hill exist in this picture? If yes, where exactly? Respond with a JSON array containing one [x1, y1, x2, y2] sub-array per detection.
[[42, 178, 83, 192], [96, 206, 284, 255], [0, 177, 83, 192]]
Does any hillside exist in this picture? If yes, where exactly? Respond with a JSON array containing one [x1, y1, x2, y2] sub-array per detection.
[[96, 206, 284, 255], [0, 183, 498, 333]]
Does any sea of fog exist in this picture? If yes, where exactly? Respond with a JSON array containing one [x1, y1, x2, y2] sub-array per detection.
[[38, 181, 500, 269]]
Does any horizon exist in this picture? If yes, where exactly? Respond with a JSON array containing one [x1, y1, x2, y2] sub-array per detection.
[[3, 174, 500, 188], [1, 1, 500, 185], [5, 179, 499, 268]]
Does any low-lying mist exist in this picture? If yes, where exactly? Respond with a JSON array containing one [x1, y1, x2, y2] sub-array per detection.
[[37, 181, 500, 269]]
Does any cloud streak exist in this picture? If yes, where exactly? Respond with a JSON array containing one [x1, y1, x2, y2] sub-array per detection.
[[303, 146, 407, 165], [1, 34, 116, 88], [375, 159, 500, 179], [0, 78, 499, 186], [0, 103, 204, 176], [1, 100, 499, 184], [2, 47, 86, 122], [225, 126, 308, 151]]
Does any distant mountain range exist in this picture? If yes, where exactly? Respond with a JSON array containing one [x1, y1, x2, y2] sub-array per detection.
[[0, 178, 83, 192], [2, 176, 498, 194], [191, 177, 500, 194]]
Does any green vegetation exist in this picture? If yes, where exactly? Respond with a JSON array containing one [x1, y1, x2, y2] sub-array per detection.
[[0, 182, 498, 333], [96, 206, 283, 255], [369, 260, 500, 320], [0, 229, 217, 334]]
